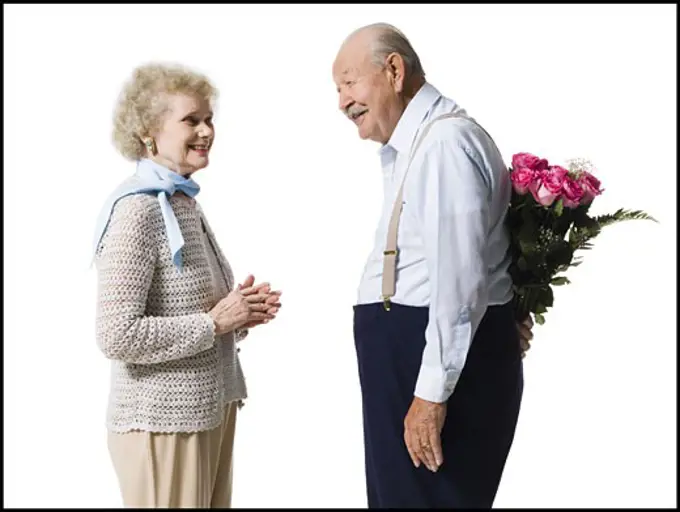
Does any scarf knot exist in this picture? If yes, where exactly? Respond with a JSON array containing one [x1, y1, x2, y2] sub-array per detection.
[[91, 159, 201, 270]]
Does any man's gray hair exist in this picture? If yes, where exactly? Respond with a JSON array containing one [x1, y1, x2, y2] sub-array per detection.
[[353, 23, 426, 81]]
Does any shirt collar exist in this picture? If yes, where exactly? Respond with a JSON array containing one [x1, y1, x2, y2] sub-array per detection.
[[380, 82, 442, 157]]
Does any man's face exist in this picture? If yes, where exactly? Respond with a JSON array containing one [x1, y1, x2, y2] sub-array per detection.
[[332, 37, 403, 144]]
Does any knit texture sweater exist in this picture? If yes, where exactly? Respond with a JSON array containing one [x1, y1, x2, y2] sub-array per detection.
[[95, 193, 247, 433]]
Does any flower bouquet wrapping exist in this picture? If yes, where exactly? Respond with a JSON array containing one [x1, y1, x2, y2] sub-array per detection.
[[507, 153, 656, 325]]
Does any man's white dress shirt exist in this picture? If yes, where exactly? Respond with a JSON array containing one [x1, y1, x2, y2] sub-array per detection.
[[356, 82, 514, 404]]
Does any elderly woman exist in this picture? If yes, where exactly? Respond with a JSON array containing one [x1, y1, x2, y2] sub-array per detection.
[[92, 63, 281, 508]]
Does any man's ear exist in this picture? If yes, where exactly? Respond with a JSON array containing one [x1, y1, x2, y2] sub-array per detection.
[[385, 52, 406, 93]]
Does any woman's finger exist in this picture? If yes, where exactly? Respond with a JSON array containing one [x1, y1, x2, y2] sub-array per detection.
[[245, 293, 271, 304], [248, 312, 274, 322], [240, 284, 270, 296], [240, 274, 255, 290], [265, 292, 282, 305], [249, 303, 273, 313]]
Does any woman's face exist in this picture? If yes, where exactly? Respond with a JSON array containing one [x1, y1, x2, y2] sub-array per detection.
[[150, 93, 215, 176]]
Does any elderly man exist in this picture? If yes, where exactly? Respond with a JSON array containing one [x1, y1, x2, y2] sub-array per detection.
[[333, 23, 534, 508]]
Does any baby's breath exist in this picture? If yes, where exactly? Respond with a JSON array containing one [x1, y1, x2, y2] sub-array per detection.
[[565, 157, 594, 178]]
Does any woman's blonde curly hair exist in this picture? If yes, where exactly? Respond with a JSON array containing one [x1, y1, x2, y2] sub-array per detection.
[[112, 62, 219, 161]]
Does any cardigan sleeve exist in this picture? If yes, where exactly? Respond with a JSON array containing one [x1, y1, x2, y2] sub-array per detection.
[[94, 195, 217, 365]]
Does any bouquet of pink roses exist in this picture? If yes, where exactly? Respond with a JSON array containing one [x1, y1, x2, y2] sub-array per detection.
[[507, 153, 656, 325]]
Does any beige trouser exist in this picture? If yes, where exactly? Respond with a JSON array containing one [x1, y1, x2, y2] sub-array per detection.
[[107, 402, 238, 508]]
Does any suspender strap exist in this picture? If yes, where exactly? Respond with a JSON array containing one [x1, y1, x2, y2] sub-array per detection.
[[381, 111, 496, 311]]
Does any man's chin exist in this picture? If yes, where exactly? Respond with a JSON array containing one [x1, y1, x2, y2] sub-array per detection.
[[357, 124, 372, 141], [358, 130, 382, 144]]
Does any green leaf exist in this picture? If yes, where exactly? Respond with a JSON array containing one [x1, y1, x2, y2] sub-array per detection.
[[568, 225, 597, 252], [535, 313, 545, 325], [537, 286, 555, 308], [535, 302, 548, 314], [517, 256, 528, 271], [551, 276, 570, 285], [546, 240, 574, 269], [552, 212, 574, 239], [594, 208, 659, 227], [519, 239, 537, 256], [572, 209, 601, 235], [554, 198, 564, 217], [572, 207, 592, 228], [517, 215, 538, 244]]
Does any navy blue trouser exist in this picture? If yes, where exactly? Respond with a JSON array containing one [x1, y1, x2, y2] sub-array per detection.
[[353, 301, 524, 508]]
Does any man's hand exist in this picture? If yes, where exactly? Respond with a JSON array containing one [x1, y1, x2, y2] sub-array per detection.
[[404, 396, 447, 472], [517, 315, 534, 358]]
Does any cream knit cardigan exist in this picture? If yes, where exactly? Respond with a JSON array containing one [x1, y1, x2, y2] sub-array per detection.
[[95, 193, 247, 433]]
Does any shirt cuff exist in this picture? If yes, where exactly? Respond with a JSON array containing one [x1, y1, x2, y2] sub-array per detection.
[[415, 309, 476, 403], [414, 365, 462, 403]]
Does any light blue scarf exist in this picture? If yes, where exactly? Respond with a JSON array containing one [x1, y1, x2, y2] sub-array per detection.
[[91, 158, 201, 269]]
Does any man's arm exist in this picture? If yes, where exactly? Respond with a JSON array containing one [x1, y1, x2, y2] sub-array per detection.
[[411, 135, 491, 404]]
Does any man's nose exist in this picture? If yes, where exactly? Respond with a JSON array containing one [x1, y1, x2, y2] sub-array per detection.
[[339, 91, 353, 113]]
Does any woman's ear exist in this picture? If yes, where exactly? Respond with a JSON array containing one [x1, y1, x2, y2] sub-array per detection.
[[142, 136, 157, 156]]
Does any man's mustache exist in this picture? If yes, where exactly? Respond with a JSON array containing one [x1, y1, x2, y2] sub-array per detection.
[[346, 106, 368, 119]]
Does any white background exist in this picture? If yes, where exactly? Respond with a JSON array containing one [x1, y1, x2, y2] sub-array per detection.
[[3, 4, 676, 508]]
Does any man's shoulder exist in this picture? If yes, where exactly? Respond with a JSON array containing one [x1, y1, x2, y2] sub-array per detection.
[[409, 109, 503, 189], [423, 112, 490, 151]]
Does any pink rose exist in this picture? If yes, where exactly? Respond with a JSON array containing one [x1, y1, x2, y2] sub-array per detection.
[[510, 167, 537, 194], [562, 178, 585, 208], [530, 166, 568, 206], [512, 152, 549, 172], [578, 171, 603, 204]]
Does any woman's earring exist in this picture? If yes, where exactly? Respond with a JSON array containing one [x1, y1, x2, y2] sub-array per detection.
[[144, 138, 157, 156]]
